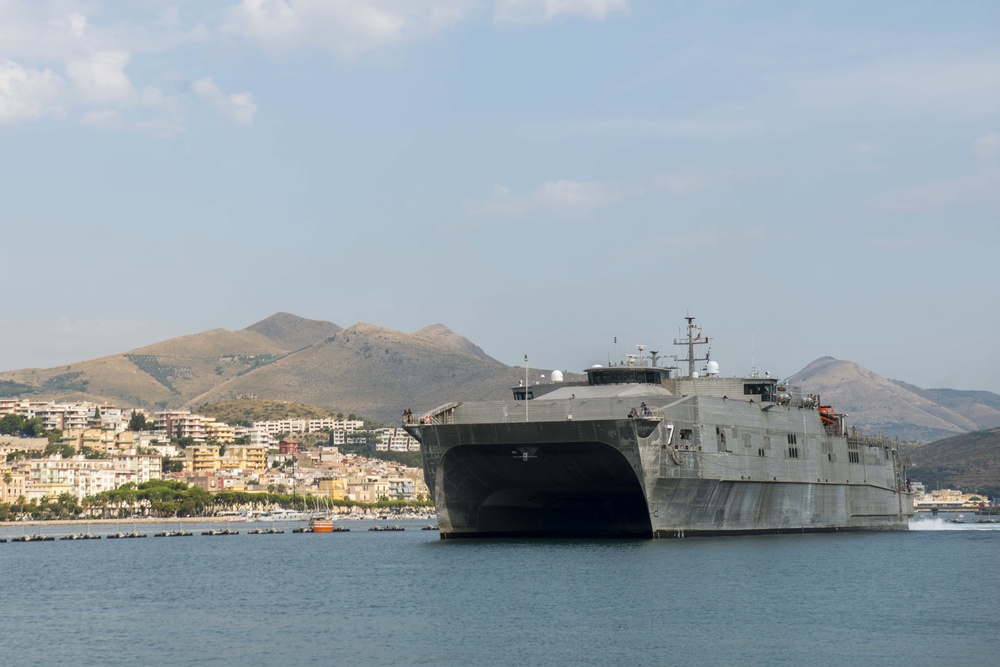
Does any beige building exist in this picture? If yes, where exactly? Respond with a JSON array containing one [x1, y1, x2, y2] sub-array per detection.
[[204, 418, 236, 445], [316, 477, 348, 501], [1, 460, 27, 503], [61, 428, 135, 455], [221, 445, 268, 473], [183, 445, 221, 475], [345, 474, 390, 503], [0, 435, 49, 458], [914, 489, 988, 510], [157, 410, 210, 442]]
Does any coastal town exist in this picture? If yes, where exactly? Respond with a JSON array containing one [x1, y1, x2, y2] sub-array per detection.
[[2, 396, 996, 525], [0, 397, 429, 519]]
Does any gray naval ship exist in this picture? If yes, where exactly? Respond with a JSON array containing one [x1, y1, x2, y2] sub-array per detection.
[[405, 317, 914, 538]]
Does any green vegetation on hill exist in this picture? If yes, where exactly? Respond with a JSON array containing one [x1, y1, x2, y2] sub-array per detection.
[[125, 354, 181, 394], [42, 371, 89, 393], [906, 427, 1000, 497], [196, 398, 345, 427], [0, 379, 36, 397]]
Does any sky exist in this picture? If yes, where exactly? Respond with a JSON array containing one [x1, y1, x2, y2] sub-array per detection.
[[1, 0, 998, 393]]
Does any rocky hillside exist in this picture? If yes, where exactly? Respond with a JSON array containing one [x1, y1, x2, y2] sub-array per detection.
[[241, 311, 342, 351], [188, 322, 541, 424], [0, 313, 561, 425], [904, 428, 1000, 496], [0, 325, 294, 409], [787, 357, 1000, 442]]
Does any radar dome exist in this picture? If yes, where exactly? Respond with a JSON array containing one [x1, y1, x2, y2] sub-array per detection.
[[706, 361, 720, 376], [691, 371, 699, 378], [591, 364, 604, 368], [551, 370, 564, 383]]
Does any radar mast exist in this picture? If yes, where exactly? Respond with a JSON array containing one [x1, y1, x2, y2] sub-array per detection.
[[673, 316, 711, 376]]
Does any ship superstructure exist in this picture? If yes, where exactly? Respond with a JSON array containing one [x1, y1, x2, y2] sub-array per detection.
[[405, 318, 913, 538]]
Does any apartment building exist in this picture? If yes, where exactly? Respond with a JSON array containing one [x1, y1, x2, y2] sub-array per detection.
[[0, 460, 27, 503], [204, 418, 236, 444], [220, 445, 268, 473], [157, 410, 210, 442], [21, 451, 161, 502], [250, 418, 364, 437], [345, 474, 390, 503], [113, 453, 162, 486], [374, 427, 420, 452], [0, 435, 48, 458], [182, 445, 221, 475], [0, 400, 134, 433], [59, 427, 134, 455], [315, 477, 348, 500], [233, 425, 276, 448]]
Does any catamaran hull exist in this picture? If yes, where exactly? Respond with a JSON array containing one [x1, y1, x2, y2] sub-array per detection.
[[415, 418, 911, 539]]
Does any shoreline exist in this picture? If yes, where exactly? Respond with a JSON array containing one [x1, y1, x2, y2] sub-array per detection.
[[2, 513, 436, 528], [3, 516, 254, 527]]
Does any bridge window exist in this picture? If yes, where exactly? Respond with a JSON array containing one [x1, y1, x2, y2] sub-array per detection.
[[744, 382, 776, 402], [588, 368, 670, 385]]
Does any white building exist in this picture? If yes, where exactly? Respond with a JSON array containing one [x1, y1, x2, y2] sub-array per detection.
[[375, 427, 421, 452]]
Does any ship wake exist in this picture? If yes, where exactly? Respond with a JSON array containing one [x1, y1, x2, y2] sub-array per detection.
[[909, 516, 1000, 531]]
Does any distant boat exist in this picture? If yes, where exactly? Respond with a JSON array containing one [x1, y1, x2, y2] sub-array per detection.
[[257, 509, 309, 522], [309, 518, 334, 533]]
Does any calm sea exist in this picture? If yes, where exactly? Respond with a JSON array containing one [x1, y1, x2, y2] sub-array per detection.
[[1, 514, 996, 667]]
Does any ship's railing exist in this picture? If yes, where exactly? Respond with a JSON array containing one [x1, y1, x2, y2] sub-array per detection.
[[416, 402, 461, 425], [846, 432, 897, 449]]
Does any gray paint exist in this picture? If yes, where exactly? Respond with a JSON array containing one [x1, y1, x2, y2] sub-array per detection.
[[408, 372, 913, 538]]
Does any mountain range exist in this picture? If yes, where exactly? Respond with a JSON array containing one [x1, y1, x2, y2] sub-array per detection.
[[3, 313, 1000, 444], [786, 357, 1000, 442], [0, 313, 549, 424]]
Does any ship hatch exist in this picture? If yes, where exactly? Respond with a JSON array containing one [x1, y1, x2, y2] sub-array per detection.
[[440, 442, 652, 538]]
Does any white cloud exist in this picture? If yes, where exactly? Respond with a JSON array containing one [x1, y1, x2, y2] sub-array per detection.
[[67, 51, 138, 104], [0, 58, 65, 123], [973, 131, 1000, 161], [226, 0, 478, 57], [0, 3, 235, 134], [536, 179, 631, 210], [191, 77, 257, 126], [471, 178, 639, 216], [493, 0, 629, 25], [227, 0, 628, 56]]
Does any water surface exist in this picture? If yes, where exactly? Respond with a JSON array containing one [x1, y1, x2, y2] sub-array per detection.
[[3, 515, 995, 667]]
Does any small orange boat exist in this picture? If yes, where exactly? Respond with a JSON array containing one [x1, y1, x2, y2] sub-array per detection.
[[309, 518, 334, 533]]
